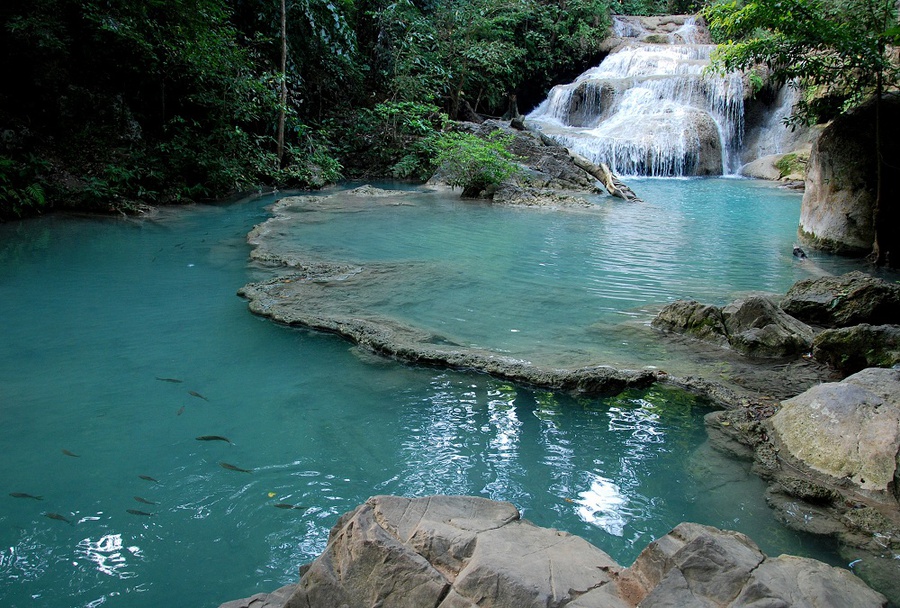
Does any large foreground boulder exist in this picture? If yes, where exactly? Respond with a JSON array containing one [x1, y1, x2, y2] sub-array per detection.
[[219, 495, 886, 608], [769, 367, 900, 498]]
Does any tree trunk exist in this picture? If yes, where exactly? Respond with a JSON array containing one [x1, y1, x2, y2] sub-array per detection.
[[870, 66, 886, 265], [277, 0, 287, 170]]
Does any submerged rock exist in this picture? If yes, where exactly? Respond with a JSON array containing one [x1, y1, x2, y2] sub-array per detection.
[[219, 495, 886, 608], [651, 299, 727, 344]]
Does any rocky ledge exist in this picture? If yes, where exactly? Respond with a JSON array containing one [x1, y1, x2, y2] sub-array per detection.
[[220, 495, 886, 608], [652, 271, 900, 369]]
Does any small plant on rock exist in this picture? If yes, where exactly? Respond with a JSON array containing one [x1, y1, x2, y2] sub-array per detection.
[[434, 131, 521, 198]]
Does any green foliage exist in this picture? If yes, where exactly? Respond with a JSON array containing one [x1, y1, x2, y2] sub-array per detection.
[[774, 152, 806, 178], [704, 0, 900, 125], [609, 0, 703, 16], [434, 131, 521, 197], [367, 0, 612, 118], [329, 101, 448, 180], [747, 69, 764, 94], [0, 157, 47, 219]]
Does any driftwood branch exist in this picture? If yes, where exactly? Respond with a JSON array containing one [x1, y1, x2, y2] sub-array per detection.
[[525, 123, 642, 202]]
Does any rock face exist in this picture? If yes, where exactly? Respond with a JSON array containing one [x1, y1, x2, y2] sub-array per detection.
[[769, 367, 900, 497], [652, 296, 814, 359], [812, 324, 900, 374], [219, 495, 886, 608], [799, 93, 900, 258], [780, 271, 900, 328], [721, 296, 815, 358]]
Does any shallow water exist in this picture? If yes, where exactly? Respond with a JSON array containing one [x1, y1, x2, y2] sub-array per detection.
[[0, 182, 868, 607], [254, 178, 864, 372]]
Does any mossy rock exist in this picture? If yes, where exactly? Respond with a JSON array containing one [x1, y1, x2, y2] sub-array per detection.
[[813, 324, 900, 375], [776, 476, 841, 505], [643, 34, 670, 44], [774, 151, 808, 180]]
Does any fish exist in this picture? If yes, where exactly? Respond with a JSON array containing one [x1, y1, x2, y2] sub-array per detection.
[[274, 503, 305, 510], [44, 512, 73, 525], [126, 509, 154, 517], [176, 406, 185, 416], [9, 492, 43, 500], [139, 475, 159, 483], [219, 462, 251, 473], [196, 435, 231, 443], [155, 377, 183, 383], [61, 449, 80, 458], [188, 391, 209, 401], [133, 496, 157, 505]]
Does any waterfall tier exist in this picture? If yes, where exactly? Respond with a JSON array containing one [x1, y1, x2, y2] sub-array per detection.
[[528, 17, 745, 177]]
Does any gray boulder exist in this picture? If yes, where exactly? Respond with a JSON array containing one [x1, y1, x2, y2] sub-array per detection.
[[219, 496, 887, 608], [626, 522, 885, 608], [652, 296, 814, 359], [813, 324, 900, 374], [722, 296, 815, 358], [285, 495, 627, 608], [780, 271, 900, 328], [769, 367, 900, 497], [652, 300, 727, 345]]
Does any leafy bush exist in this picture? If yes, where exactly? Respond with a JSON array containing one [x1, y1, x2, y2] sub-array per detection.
[[328, 102, 448, 180], [0, 156, 47, 219], [433, 131, 521, 197]]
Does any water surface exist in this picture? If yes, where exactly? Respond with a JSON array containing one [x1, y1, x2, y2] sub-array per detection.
[[0, 182, 862, 607]]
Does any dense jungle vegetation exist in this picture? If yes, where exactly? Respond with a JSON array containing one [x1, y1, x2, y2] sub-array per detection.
[[3, 0, 895, 223], [0, 0, 701, 219]]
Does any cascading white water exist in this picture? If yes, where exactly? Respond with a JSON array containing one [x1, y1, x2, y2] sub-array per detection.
[[528, 17, 745, 177]]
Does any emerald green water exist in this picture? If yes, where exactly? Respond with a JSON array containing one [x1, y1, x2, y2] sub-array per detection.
[[0, 181, 860, 607]]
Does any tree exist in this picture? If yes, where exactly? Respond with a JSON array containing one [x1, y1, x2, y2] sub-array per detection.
[[365, 0, 610, 119], [704, 0, 900, 265]]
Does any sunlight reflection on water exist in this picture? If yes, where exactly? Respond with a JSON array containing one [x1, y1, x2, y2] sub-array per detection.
[[576, 476, 628, 536], [0, 186, 859, 607]]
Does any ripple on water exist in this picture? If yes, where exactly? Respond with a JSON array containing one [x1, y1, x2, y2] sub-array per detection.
[[0, 184, 872, 607]]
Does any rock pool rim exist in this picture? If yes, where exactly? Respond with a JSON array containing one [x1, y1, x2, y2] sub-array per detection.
[[238, 185, 771, 409]]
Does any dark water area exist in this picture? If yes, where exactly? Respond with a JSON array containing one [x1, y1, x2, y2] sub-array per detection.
[[0, 182, 867, 607]]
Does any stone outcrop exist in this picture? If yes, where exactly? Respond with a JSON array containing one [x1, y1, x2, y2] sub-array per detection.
[[722, 296, 815, 358], [439, 120, 601, 196], [707, 368, 900, 572], [769, 367, 900, 498], [799, 93, 900, 258], [654, 273, 900, 375], [435, 119, 643, 204], [652, 295, 814, 359], [219, 495, 886, 608], [812, 324, 900, 374], [780, 271, 900, 328]]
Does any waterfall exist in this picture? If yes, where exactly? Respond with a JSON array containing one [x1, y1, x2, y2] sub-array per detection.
[[527, 17, 745, 177]]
